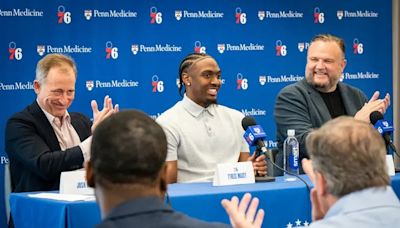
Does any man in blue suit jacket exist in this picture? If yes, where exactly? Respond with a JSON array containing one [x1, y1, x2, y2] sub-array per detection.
[[5, 53, 118, 193], [274, 34, 390, 174]]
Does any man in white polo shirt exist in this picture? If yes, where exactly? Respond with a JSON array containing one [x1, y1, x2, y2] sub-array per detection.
[[157, 53, 267, 183]]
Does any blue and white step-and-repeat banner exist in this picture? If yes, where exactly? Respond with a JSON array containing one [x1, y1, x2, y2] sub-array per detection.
[[0, 0, 392, 226]]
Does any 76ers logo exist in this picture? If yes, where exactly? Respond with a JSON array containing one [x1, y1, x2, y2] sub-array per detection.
[[152, 75, 164, 92], [314, 7, 325, 24], [105, 41, 118, 59], [150, 7, 162, 24], [235, 7, 247, 24], [353, 38, 364, 54], [8, 42, 23, 60], [57, 5, 71, 24], [194, 41, 206, 53], [236, 73, 248, 90], [275, 40, 287, 56]]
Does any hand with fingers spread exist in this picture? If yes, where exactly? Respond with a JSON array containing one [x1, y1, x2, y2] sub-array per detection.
[[221, 193, 264, 228], [248, 153, 268, 176], [91, 95, 119, 132], [354, 91, 391, 123]]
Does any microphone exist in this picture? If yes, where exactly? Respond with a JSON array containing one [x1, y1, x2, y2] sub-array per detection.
[[240, 116, 314, 187], [369, 111, 397, 155], [241, 116, 268, 154], [241, 116, 275, 182]]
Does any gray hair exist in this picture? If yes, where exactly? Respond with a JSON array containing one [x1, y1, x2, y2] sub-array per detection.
[[306, 116, 389, 197]]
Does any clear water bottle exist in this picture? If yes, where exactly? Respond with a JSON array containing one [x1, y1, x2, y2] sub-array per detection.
[[283, 129, 299, 179]]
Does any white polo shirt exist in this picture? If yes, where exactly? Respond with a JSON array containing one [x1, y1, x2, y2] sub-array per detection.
[[157, 95, 249, 183]]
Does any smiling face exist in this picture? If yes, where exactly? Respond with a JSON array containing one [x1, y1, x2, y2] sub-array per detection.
[[305, 40, 346, 93], [34, 64, 76, 118], [183, 57, 222, 107]]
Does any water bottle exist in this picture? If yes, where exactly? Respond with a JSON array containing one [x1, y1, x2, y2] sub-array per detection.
[[283, 129, 299, 178]]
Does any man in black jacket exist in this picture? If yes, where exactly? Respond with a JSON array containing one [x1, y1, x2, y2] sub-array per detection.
[[5, 53, 118, 193]]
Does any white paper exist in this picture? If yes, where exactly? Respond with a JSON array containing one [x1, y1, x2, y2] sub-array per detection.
[[28, 193, 95, 202], [386, 154, 395, 176], [59, 170, 94, 195], [213, 161, 255, 186]]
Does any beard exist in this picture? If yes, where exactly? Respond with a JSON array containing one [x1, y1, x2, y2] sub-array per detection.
[[306, 73, 339, 92]]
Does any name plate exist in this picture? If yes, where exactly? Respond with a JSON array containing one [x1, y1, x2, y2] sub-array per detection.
[[60, 170, 94, 195], [213, 161, 255, 186]]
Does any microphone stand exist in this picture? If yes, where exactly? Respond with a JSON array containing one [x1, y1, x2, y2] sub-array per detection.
[[254, 148, 275, 182]]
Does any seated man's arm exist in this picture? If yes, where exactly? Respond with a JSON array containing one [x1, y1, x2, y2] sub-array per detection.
[[156, 118, 180, 184], [5, 115, 87, 181], [238, 152, 267, 176], [165, 161, 177, 184], [274, 86, 314, 158]]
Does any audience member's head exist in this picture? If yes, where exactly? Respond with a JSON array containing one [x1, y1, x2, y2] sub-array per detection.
[[305, 34, 347, 93], [306, 116, 389, 198], [34, 53, 77, 118], [177, 53, 222, 107], [86, 110, 168, 215]]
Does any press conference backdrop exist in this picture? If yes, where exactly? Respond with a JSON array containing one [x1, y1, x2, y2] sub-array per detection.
[[0, 0, 393, 226]]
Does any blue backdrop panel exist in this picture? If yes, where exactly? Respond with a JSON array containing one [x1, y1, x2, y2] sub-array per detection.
[[0, 1, 392, 226]]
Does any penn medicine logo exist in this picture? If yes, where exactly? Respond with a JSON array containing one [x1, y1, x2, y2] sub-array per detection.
[[258, 11, 265, 20], [314, 7, 325, 24], [37, 45, 45, 56], [236, 73, 248, 90], [275, 40, 287, 56], [235, 7, 247, 24], [217, 43, 264, 53], [152, 75, 164, 93], [194, 41, 206, 53], [36, 44, 92, 55], [175, 10, 182, 20], [353, 38, 364, 54], [337, 10, 344, 20], [298, 42, 309, 52], [0, 8, 44, 17], [84, 9, 137, 20], [86, 80, 94, 91], [150, 7, 162, 24], [258, 10, 303, 20], [8, 42, 23, 60], [57, 5, 71, 24], [84, 10, 92, 20], [336, 9, 379, 19], [130, 43, 182, 54], [174, 9, 224, 19], [217, 44, 225, 54], [259, 75, 266, 86], [105, 41, 118, 59], [86, 79, 139, 91], [131, 44, 139, 55]]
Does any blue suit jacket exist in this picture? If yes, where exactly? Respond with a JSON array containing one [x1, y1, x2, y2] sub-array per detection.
[[274, 79, 367, 170], [5, 101, 91, 192], [96, 196, 229, 228]]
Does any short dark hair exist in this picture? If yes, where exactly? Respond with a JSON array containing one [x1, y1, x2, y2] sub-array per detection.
[[178, 52, 212, 96], [310, 34, 346, 58], [90, 110, 167, 188]]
